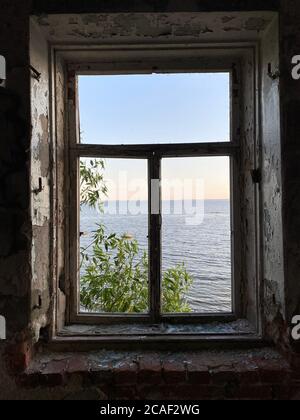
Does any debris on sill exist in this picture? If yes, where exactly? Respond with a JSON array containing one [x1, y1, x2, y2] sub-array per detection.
[[60, 319, 256, 337]]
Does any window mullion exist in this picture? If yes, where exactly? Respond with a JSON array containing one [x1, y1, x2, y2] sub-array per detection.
[[149, 154, 162, 323]]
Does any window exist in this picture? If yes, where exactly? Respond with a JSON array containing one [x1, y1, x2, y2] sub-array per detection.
[[66, 51, 243, 325], [78, 73, 230, 144], [161, 157, 232, 314]]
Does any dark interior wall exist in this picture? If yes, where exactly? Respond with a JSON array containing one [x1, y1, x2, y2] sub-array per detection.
[[260, 19, 286, 346], [280, 1, 300, 345], [30, 21, 52, 343], [31, 0, 279, 14], [0, 0, 32, 397], [0, 0, 300, 399], [0, 2, 31, 341]]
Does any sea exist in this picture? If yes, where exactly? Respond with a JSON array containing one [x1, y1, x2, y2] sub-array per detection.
[[80, 199, 232, 313]]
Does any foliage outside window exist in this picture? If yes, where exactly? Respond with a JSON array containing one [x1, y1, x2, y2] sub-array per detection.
[[80, 159, 193, 314]]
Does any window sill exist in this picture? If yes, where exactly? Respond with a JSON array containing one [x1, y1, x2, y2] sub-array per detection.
[[60, 318, 256, 337], [48, 319, 263, 352]]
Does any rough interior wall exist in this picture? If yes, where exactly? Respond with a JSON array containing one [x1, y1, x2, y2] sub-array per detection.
[[0, 0, 300, 399], [260, 18, 286, 348], [280, 0, 300, 352], [0, 0, 32, 363], [33, 12, 276, 44], [31, 0, 280, 14], [30, 21, 52, 342], [0, 0, 32, 396]]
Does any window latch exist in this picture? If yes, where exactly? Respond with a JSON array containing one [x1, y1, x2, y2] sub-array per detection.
[[251, 169, 261, 184]]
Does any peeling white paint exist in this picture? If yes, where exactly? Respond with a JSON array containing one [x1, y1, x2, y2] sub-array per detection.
[[33, 12, 276, 44]]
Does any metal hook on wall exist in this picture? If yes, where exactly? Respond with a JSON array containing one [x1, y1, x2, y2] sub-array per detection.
[[29, 65, 41, 82], [268, 63, 280, 80]]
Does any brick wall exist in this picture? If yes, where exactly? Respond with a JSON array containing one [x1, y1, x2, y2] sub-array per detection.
[[17, 349, 295, 400]]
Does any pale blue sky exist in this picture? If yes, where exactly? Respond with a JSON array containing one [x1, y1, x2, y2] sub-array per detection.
[[78, 73, 230, 144], [78, 73, 230, 199]]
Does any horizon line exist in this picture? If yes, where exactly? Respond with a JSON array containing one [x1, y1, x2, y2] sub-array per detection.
[[101, 198, 230, 202]]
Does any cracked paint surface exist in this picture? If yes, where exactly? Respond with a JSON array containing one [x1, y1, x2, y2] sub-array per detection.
[[33, 12, 275, 44]]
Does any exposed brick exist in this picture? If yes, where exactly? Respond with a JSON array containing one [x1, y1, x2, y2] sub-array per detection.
[[16, 349, 297, 401], [64, 387, 108, 400], [16, 372, 42, 389], [139, 384, 215, 400], [87, 356, 114, 385], [210, 366, 237, 385], [255, 359, 291, 384], [292, 368, 300, 381], [186, 361, 210, 384], [138, 356, 162, 385], [167, 385, 214, 400], [41, 359, 68, 386], [113, 362, 138, 385], [137, 384, 167, 400], [112, 386, 137, 400], [290, 384, 300, 400], [89, 367, 113, 386], [272, 384, 291, 400], [237, 385, 273, 400], [162, 360, 187, 384], [5, 340, 32, 374], [68, 355, 88, 374], [236, 365, 260, 384], [43, 359, 68, 375]]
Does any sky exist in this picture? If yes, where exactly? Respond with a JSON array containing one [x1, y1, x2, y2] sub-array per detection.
[[78, 73, 230, 200]]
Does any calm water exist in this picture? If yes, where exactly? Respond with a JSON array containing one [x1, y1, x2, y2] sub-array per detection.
[[80, 200, 232, 313]]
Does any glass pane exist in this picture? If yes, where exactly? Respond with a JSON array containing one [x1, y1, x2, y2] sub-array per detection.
[[161, 157, 232, 314], [79, 158, 149, 314], [78, 73, 230, 145]]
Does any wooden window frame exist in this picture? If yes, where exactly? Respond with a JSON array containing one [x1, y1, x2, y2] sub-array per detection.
[[64, 48, 244, 326]]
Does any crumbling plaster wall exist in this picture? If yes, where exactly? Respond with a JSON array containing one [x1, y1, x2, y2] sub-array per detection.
[[0, 0, 32, 397], [260, 19, 286, 347], [0, 0, 32, 354], [33, 12, 276, 44], [31, 0, 279, 14], [30, 21, 52, 342], [280, 0, 300, 350], [0, 0, 299, 399]]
